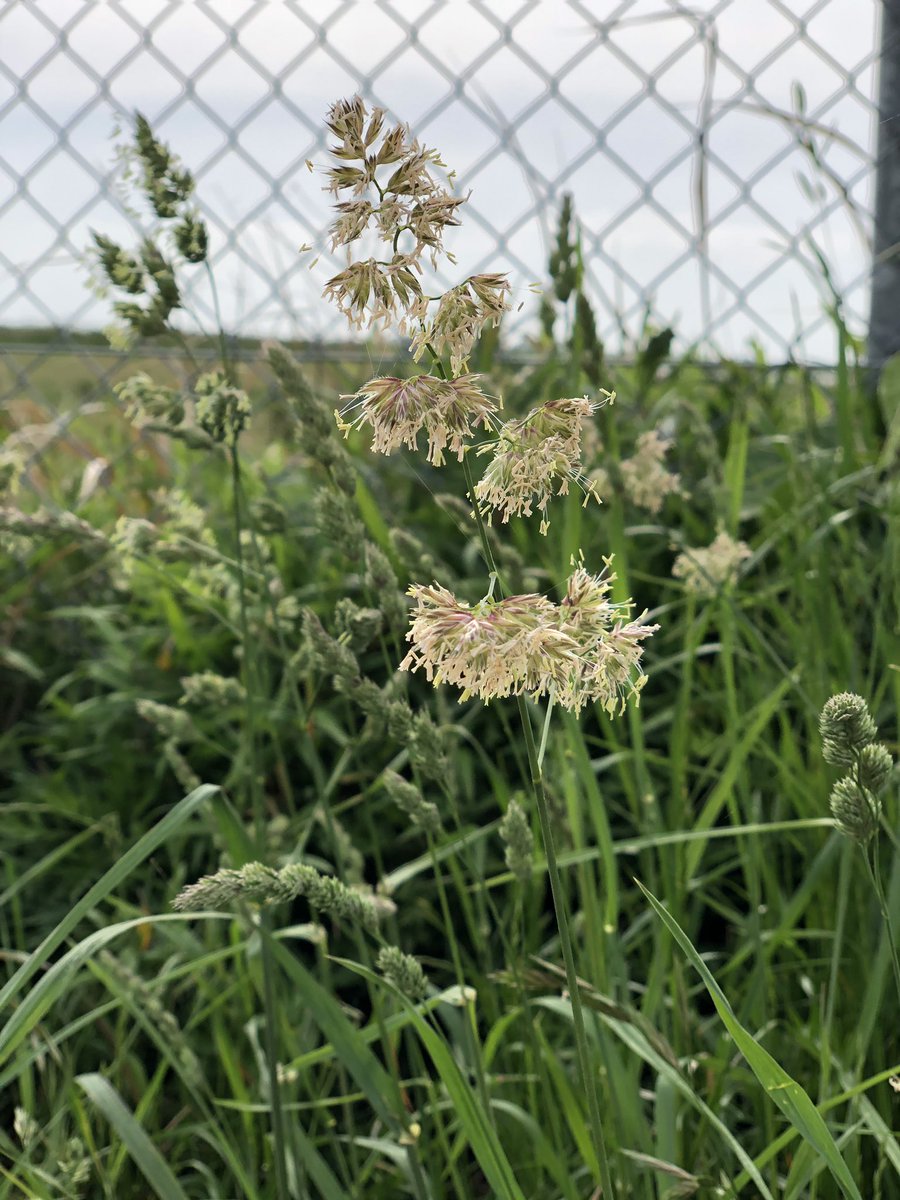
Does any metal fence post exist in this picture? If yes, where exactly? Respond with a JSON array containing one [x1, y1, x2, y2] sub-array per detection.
[[869, 0, 900, 375]]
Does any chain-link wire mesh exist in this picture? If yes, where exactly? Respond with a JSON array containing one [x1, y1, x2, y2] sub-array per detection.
[[0, 0, 883, 498]]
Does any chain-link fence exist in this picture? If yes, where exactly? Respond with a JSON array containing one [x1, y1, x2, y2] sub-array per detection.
[[0, 0, 884, 464]]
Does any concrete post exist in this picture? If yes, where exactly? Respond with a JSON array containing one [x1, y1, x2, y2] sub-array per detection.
[[869, 0, 900, 375]]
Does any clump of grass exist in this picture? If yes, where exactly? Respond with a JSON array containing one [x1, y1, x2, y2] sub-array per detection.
[[1, 100, 896, 1200]]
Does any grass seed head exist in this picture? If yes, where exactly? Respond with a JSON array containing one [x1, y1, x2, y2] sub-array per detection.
[[377, 945, 429, 1001], [382, 769, 442, 835], [819, 692, 878, 765], [337, 373, 499, 466], [499, 798, 534, 885], [672, 531, 751, 596], [829, 776, 879, 844]]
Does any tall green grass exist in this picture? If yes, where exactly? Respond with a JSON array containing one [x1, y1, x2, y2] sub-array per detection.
[[1, 130, 897, 1198]]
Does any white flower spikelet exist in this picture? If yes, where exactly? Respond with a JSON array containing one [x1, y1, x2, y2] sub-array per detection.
[[672, 531, 751, 597], [401, 557, 657, 715], [474, 393, 611, 534], [619, 429, 684, 514], [336, 373, 500, 466], [400, 583, 579, 703], [556, 560, 658, 714], [410, 273, 511, 375]]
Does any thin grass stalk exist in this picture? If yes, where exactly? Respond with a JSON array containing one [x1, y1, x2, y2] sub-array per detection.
[[863, 841, 900, 1006], [229, 443, 290, 1200], [459, 450, 618, 1198]]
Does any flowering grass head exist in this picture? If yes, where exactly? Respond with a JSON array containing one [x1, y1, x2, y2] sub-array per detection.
[[820, 692, 878, 766], [336, 373, 499, 465], [410, 273, 511, 375], [672, 531, 751, 596], [474, 394, 610, 534], [619, 429, 684, 514], [400, 582, 579, 703], [555, 559, 658, 714], [819, 692, 894, 845], [401, 558, 657, 715], [321, 96, 465, 333]]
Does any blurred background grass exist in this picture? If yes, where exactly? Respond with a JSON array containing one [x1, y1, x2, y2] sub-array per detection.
[[1, 191, 898, 1197]]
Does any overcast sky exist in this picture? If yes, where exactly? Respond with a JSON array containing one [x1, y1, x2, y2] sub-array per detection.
[[0, 0, 881, 361]]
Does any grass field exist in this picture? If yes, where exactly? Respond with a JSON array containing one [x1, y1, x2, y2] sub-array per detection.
[[1, 110, 899, 1200]]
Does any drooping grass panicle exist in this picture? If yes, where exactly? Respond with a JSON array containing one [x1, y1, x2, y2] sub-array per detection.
[[473, 394, 611, 534], [401, 558, 657, 715], [336, 373, 500, 466]]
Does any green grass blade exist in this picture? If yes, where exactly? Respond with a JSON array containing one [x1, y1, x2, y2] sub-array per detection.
[[293, 1121, 352, 1200], [731, 1063, 900, 1191], [637, 880, 863, 1200], [0, 783, 217, 1013], [684, 677, 793, 878], [537, 995, 771, 1198], [0, 913, 227, 1067], [76, 1073, 190, 1200], [335, 957, 526, 1200], [0, 823, 103, 907], [267, 938, 403, 1134]]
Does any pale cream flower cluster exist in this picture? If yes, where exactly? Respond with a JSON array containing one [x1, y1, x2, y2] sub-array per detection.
[[321, 96, 511, 366], [401, 558, 656, 715], [323, 256, 424, 332], [336, 373, 500, 466], [672, 531, 751, 596], [410, 273, 511, 375], [474, 394, 612, 534], [619, 429, 683, 514], [322, 96, 464, 333]]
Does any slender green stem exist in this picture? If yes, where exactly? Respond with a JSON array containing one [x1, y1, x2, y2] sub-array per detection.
[[864, 841, 900, 1006], [229, 443, 290, 1200], [426, 831, 495, 1129], [457, 449, 617, 1195], [206, 260, 234, 385], [460, 452, 504, 591], [515, 693, 617, 1199]]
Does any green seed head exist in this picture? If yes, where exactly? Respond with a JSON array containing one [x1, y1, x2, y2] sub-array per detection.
[[376, 945, 429, 1001], [857, 742, 894, 795], [820, 692, 878, 766], [499, 797, 534, 886], [829, 776, 879, 844], [382, 769, 442, 835]]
